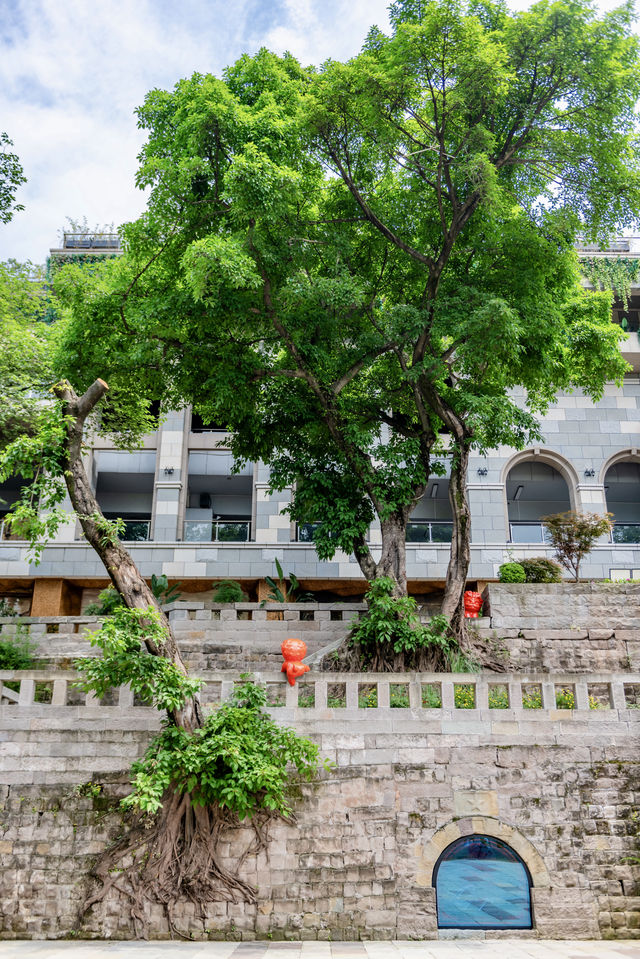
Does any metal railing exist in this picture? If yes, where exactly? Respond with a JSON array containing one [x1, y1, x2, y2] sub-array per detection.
[[62, 233, 120, 250], [183, 519, 251, 542]]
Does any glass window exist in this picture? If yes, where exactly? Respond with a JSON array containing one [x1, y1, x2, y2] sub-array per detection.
[[435, 835, 532, 929]]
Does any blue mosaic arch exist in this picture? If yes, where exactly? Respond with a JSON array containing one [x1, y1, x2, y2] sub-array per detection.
[[434, 834, 533, 929]]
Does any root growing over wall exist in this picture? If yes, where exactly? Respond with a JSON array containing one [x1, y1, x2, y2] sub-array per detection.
[[82, 789, 277, 939]]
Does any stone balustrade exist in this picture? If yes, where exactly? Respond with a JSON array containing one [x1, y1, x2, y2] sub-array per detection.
[[2, 668, 639, 717]]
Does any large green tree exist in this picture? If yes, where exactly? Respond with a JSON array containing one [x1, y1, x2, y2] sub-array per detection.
[[0, 260, 52, 450], [52, 0, 637, 643]]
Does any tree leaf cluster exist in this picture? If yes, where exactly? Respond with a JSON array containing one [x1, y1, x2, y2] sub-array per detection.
[[121, 678, 324, 817]]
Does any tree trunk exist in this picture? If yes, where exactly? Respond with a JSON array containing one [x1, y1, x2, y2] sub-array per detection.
[[52, 379, 201, 732], [441, 441, 471, 642], [352, 512, 409, 597]]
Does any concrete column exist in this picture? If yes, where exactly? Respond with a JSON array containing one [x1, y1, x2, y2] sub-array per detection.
[[152, 410, 187, 542], [31, 579, 81, 616], [465, 483, 508, 544], [254, 462, 292, 544]]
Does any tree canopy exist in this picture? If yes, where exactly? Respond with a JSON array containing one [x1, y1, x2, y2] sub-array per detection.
[[0, 132, 26, 224], [50, 0, 638, 632]]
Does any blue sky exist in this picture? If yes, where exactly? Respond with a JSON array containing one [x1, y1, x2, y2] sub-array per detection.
[[0, 0, 633, 263]]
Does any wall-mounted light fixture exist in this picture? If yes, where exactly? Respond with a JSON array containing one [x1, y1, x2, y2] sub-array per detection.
[[584, 468, 595, 477], [514, 485, 524, 501], [163, 467, 174, 476], [430, 484, 439, 498], [477, 467, 488, 476]]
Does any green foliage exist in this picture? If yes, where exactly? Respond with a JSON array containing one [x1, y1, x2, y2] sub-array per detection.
[[542, 510, 614, 581], [522, 687, 542, 709], [49, 7, 639, 598], [75, 606, 202, 712], [0, 402, 70, 562], [150, 573, 182, 605], [212, 580, 246, 603], [122, 679, 326, 817], [498, 562, 526, 583], [84, 587, 125, 616], [454, 684, 476, 709], [351, 577, 454, 659], [0, 260, 54, 450], [0, 598, 19, 617], [260, 559, 314, 604], [0, 133, 26, 224], [488, 686, 509, 709], [421, 684, 442, 708], [0, 625, 36, 669], [555, 687, 575, 710], [519, 557, 563, 584], [580, 256, 640, 310]]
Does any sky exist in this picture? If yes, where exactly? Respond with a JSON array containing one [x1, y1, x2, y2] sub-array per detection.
[[0, 0, 635, 263]]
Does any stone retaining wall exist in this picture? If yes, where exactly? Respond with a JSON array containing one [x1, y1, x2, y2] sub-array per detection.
[[1, 669, 639, 941]]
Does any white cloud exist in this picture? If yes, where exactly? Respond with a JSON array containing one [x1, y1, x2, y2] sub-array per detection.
[[0, 0, 628, 262], [1, 0, 385, 262]]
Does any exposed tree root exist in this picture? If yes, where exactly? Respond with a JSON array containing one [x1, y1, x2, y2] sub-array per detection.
[[319, 621, 509, 673], [318, 636, 455, 673], [82, 789, 278, 939]]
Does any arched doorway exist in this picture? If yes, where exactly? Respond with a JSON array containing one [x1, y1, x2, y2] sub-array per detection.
[[434, 834, 532, 929], [506, 460, 571, 544], [604, 460, 640, 544]]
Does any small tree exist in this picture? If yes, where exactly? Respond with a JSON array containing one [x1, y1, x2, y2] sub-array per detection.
[[542, 511, 613, 582]]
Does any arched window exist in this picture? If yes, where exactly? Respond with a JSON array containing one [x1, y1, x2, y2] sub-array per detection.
[[604, 460, 640, 544], [506, 460, 571, 544], [434, 834, 532, 929]]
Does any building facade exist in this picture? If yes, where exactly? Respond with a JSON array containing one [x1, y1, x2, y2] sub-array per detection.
[[1, 237, 639, 614]]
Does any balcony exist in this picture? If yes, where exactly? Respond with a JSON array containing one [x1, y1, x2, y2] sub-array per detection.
[[183, 519, 251, 543]]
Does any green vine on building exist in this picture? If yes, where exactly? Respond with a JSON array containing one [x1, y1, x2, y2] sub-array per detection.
[[580, 256, 640, 309]]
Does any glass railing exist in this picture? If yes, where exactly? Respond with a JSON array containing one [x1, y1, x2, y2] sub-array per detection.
[[296, 523, 321, 542], [612, 523, 640, 544], [120, 519, 151, 542], [183, 520, 251, 542], [406, 521, 453, 543], [509, 522, 552, 545]]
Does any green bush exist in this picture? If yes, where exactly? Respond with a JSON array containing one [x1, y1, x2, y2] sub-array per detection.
[[351, 577, 454, 662], [212, 580, 246, 603], [0, 598, 20, 617], [0, 627, 36, 669], [84, 586, 125, 616], [498, 561, 526, 583], [519, 557, 563, 583]]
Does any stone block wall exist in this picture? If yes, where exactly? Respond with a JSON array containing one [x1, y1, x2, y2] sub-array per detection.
[[1, 669, 639, 940]]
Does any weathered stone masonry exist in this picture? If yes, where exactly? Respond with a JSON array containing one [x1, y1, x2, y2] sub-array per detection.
[[1, 668, 639, 941]]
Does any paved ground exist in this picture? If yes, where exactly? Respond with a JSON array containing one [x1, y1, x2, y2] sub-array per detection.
[[0, 942, 639, 958]]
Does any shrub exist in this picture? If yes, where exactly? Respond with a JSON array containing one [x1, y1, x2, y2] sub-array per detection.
[[84, 586, 125, 616], [0, 598, 20, 617], [212, 580, 246, 603], [351, 577, 455, 666], [542, 511, 613, 581], [0, 626, 36, 669], [519, 557, 563, 583], [498, 561, 526, 583]]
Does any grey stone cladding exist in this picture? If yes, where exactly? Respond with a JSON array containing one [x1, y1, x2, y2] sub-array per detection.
[[1, 379, 639, 588]]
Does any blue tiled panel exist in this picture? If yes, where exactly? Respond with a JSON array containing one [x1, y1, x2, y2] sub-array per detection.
[[436, 836, 532, 929]]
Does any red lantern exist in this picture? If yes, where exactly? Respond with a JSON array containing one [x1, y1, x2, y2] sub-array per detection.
[[463, 591, 483, 618], [281, 638, 310, 686]]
